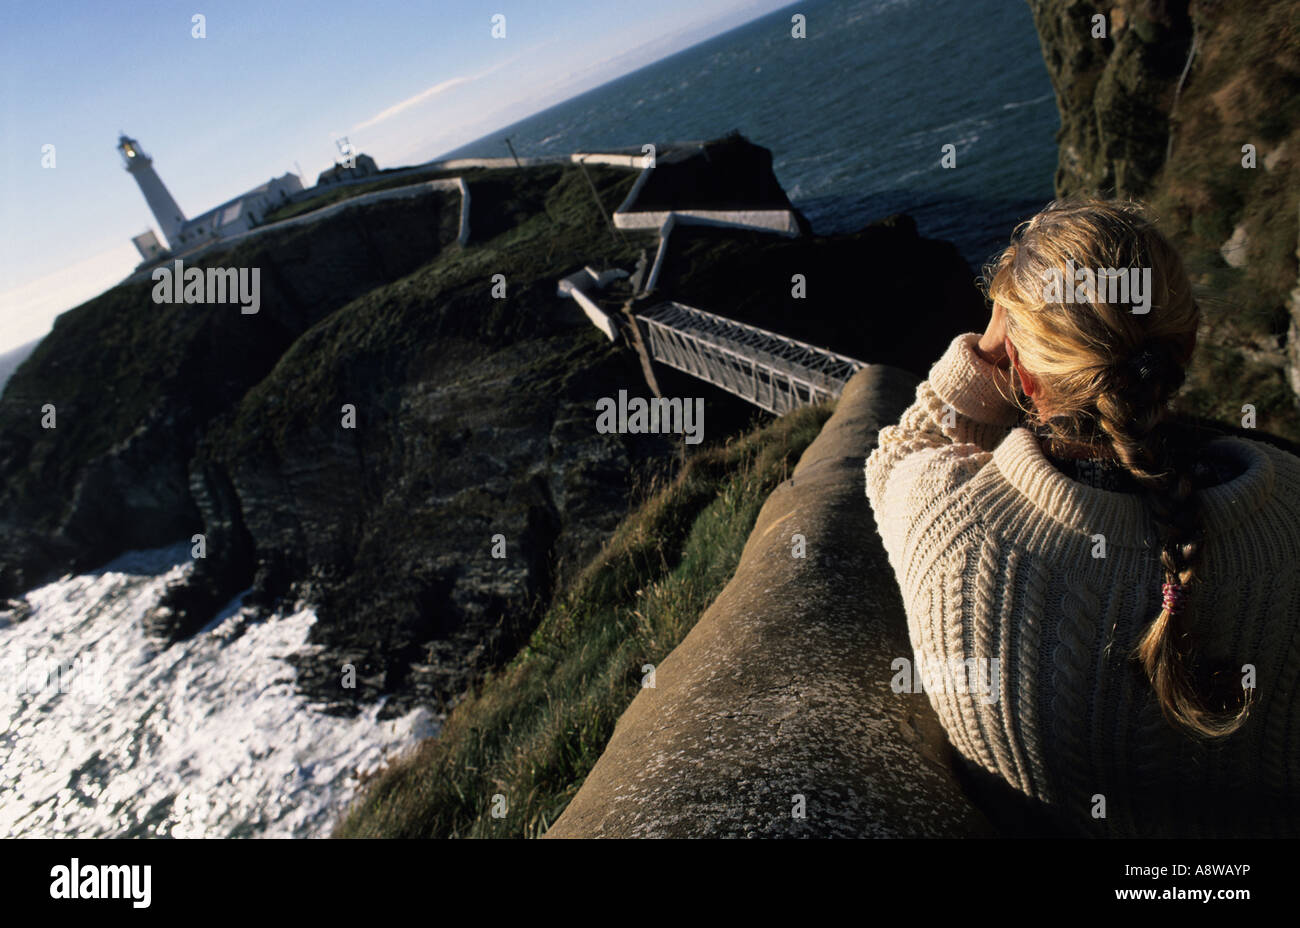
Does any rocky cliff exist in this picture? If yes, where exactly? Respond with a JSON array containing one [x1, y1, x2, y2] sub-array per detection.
[[0, 184, 466, 600], [1028, 0, 1300, 439], [1, 137, 987, 719]]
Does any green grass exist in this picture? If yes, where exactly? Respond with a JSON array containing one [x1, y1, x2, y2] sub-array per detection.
[[333, 401, 831, 838]]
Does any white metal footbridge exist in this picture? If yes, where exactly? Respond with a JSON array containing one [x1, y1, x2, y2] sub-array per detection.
[[633, 301, 867, 414]]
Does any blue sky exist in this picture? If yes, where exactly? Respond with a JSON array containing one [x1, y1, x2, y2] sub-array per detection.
[[0, 0, 794, 353]]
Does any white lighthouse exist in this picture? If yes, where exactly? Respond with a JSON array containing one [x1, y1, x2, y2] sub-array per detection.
[[117, 134, 187, 248]]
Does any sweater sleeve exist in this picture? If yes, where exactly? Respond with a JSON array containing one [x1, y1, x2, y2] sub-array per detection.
[[864, 332, 1021, 564]]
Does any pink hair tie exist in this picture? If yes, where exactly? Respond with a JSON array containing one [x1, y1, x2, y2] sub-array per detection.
[[1162, 581, 1186, 614]]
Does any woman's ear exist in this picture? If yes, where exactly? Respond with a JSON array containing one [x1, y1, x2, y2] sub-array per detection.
[[1006, 339, 1038, 397]]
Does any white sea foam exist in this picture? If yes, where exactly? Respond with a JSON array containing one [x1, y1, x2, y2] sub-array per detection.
[[0, 543, 438, 838], [1002, 92, 1054, 111]]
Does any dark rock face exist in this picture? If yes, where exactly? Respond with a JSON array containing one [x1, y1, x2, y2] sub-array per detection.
[[1029, 1, 1300, 429], [1027, 0, 1192, 199], [1, 137, 990, 719], [201, 319, 673, 716], [0, 188, 465, 600], [149, 166, 668, 717], [622, 131, 803, 218], [1290, 222, 1300, 403]]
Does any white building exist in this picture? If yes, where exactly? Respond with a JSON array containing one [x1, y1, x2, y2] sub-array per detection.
[[118, 134, 302, 260], [131, 229, 164, 262]]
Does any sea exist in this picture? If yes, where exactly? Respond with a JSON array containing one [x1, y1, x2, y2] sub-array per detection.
[[0, 546, 437, 838], [440, 0, 1060, 271], [1, 0, 1059, 838]]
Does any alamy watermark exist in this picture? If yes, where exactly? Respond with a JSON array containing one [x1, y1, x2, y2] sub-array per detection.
[[2, 648, 115, 706], [50, 858, 151, 908], [1042, 260, 1152, 314], [152, 259, 260, 314], [595, 390, 704, 445], [891, 655, 1000, 705]]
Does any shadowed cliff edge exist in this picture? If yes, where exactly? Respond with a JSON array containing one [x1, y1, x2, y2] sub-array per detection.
[[1027, 0, 1300, 442], [1, 139, 987, 723], [545, 364, 997, 838]]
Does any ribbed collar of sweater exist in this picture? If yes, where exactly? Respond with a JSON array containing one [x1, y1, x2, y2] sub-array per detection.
[[991, 427, 1276, 546]]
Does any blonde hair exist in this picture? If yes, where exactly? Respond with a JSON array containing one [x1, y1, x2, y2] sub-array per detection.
[[982, 198, 1251, 740]]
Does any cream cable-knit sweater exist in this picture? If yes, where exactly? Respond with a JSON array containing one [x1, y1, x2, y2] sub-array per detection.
[[864, 332, 1300, 837]]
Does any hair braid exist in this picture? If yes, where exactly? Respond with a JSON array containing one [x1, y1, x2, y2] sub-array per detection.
[[1095, 363, 1251, 739]]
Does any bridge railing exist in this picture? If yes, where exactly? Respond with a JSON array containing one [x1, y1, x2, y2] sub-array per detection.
[[634, 301, 867, 415]]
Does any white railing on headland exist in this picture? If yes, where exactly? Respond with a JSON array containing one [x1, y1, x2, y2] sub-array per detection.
[[123, 177, 471, 284], [634, 301, 867, 415]]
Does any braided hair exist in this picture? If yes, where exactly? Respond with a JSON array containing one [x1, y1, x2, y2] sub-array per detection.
[[982, 198, 1252, 740]]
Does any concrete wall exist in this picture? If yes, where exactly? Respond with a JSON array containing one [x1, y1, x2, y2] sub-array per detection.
[[570, 289, 617, 342], [277, 155, 565, 208], [125, 178, 469, 284], [418, 155, 566, 171], [545, 364, 998, 838], [614, 208, 800, 236], [571, 153, 650, 169]]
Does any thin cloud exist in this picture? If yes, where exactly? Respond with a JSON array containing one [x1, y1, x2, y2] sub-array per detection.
[[350, 75, 474, 133], [348, 52, 526, 136]]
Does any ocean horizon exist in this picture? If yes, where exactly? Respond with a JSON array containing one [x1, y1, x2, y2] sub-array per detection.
[[437, 0, 1060, 270]]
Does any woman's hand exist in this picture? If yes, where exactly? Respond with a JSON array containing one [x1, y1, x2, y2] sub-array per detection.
[[976, 302, 1010, 369]]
